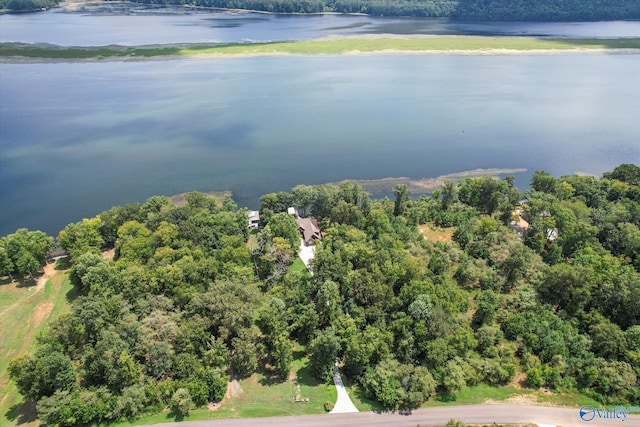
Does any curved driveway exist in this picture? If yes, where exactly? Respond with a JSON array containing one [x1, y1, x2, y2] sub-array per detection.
[[142, 404, 639, 427], [329, 364, 358, 414]]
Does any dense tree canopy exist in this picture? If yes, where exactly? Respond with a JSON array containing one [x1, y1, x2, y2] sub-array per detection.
[[123, 0, 640, 21], [0, 228, 54, 280], [4, 165, 640, 425]]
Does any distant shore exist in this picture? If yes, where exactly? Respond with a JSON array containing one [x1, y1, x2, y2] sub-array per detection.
[[332, 168, 528, 195], [2, 35, 639, 63]]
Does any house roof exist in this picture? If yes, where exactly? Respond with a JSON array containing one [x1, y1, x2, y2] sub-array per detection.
[[248, 210, 260, 221], [295, 216, 321, 245]]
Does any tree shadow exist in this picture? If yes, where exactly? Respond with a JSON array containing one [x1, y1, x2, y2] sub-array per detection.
[[0, 275, 14, 287], [295, 365, 324, 387], [257, 363, 288, 386], [66, 283, 80, 304], [349, 377, 385, 412], [436, 392, 458, 402], [168, 411, 186, 422], [55, 257, 71, 271], [16, 277, 37, 288], [5, 400, 38, 425]]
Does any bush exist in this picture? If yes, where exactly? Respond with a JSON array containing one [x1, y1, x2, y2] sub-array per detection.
[[170, 388, 193, 417], [324, 401, 334, 412]]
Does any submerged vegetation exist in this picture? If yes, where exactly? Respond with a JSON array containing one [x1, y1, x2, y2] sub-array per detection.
[[2, 36, 640, 61], [2, 164, 639, 425]]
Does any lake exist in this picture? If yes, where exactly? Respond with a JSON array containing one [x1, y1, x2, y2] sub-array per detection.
[[1, 6, 640, 236], [2, 4, 640, 45]]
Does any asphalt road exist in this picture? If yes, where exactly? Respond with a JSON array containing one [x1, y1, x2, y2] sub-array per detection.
[[143, 404, 640, 427]]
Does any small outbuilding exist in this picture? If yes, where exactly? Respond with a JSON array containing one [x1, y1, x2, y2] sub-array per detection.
[[248, 210, 260, 229]]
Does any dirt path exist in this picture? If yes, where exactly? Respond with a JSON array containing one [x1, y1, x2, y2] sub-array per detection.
[[0, 263, 56, 323], [208, 376, 243, 411], [36, 263, 56, 290], [0, 263, 65, 424]]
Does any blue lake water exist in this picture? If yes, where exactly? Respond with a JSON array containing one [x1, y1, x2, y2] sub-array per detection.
[[1, 7, 640, 235], [1, 4, 640, 45]]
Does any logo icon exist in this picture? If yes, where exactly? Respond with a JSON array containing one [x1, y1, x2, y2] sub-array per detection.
[[580, 405, 596, 422]]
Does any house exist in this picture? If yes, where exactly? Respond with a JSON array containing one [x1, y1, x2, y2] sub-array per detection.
[[546, 228, 559, 242], [295, 216, 322, 246], [287, 206, 322, 246], [248, 210, 260, 229]]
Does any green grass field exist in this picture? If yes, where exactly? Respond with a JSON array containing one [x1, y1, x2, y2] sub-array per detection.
[[288, 257, 310, 275], [2, 36, 639, 61], [111, 349, 337, 426], [0, 268, 76, 427]]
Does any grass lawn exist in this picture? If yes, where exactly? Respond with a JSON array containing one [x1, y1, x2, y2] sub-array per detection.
[[422, 383, 603, 409], [418, 223, 455, 243], [2, 36, 639, 60], [0, 268, 76, 427], [342, 371, 604, 412], [288, 257, 310, 275], [117, 347, 336, 426]]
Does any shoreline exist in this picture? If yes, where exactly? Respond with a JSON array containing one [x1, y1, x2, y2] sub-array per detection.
[[3, 49, 639, 64], [2, 35, 640, 63]]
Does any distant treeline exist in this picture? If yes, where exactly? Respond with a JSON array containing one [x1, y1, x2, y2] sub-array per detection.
[[124, 0, 640, 21], [1, 0, 59, 11]]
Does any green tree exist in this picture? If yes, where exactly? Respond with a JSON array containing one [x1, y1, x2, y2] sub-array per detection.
[[0, 245, 15, 281], [272, 334, 294, 379], [316, 280, 342, 327], [2, 228, 54, 278], [309, 328, 341, 382], [69, 252, 114, 293], [15, 251, 40, 279], [441, 180, 458, 210], [531, 170, 557, 193], [115, 384, 148, 419], [362, 359, 435, 409], [147, 341, 173, 380], [170, 388, 193, 417], [292, 184, 316, 217], [58, 217, 104, 259], [267, 212, 300, 255], [442, 359, 467, 395], [603, 163, 640, 185], [472, 290, 499, 328], [230, 330, 258, 378], [590, 321, 627, 360], [202, 368, 228, 402], [393, 183, 411, 216], [8, 347, 75, 400]]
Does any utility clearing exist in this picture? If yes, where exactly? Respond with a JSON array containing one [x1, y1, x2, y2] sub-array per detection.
[[0, 265, 74, 427]]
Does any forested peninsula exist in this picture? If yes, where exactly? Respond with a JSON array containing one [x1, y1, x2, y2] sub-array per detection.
[[0, 0, 59, 12], [124, 0, 640, 21], [2, 164, 639, 426], [2, 0, 640, 20]]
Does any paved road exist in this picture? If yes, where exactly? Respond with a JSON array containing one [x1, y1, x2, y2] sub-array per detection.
[[142, 404, 639, 427]]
